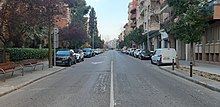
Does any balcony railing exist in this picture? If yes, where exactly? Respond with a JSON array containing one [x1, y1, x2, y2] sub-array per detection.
[[160, 0, 168, 11]]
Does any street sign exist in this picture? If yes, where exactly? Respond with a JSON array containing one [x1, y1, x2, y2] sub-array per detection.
[[53, 27, 59, 66]]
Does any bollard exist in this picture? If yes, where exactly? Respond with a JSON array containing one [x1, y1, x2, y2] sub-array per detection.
[[190, 62, 193, 77], [172, 58, 174, 70]]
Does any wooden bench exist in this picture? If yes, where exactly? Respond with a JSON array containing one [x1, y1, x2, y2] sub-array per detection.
[[20, 59, 44, 72], [0, 62, 23, 82]]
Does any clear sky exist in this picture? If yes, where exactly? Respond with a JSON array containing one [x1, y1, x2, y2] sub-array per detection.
[[86, 0, 131, 42]]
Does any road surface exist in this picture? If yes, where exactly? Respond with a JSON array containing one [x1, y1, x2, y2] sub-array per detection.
[[0, 50, 220, 107]]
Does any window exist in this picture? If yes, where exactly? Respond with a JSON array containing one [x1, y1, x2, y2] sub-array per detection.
[[218, 26, 220, 41]]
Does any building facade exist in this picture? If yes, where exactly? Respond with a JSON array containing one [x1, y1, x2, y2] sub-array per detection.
[[124, 0, 220, 65], [54, 3, 71, 29], [195, 0, 220, 64]]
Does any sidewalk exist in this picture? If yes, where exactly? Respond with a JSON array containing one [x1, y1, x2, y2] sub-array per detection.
[[159, 60, 220, 92], [0, 61, 66, 97], [179, 60, 220, 75]]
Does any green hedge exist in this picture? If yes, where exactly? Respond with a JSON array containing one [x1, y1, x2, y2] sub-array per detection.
[[0, 48, 49, 61]]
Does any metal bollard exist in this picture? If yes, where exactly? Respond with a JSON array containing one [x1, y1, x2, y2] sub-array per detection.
[[172, 58, 174, 70], [190, 62, 193, 77]]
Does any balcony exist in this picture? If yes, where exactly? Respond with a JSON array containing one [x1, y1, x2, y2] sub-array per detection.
[[160, 0, 170, 13], [131, 14, 137, 20], [214, 2, 220, 19], [140, 8, 145, 17], [131, 22, 136, 28], [130, 8, 136, 14], [207, 0, 220, 20]]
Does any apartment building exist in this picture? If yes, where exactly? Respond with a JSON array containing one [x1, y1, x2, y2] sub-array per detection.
[[124, 0, 220, 65], [118, 31, 125, 42], [130, 0, 137, 29], [195, 0, 220, 64], [144, 0, 161, 51], [159, 0, 220, 64], [136, 0, 145, 28], [54, 3, 71, 29], [124, 2, 134, 36]]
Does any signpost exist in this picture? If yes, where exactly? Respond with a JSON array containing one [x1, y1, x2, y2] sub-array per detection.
[[53, 27, 59, 66]]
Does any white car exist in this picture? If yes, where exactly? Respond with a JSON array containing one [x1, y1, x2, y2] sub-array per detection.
[[134, 49, 140, 58], [151, 48, 177, 66], [75, 49, 84, 62]]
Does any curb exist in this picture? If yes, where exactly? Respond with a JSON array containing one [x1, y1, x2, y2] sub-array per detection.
[[0, 67, 66, 97], [159, 67, 220, 93]]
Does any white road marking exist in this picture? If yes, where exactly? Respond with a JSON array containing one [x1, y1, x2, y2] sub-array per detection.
[[110, 61, 115, 107], [91, 62, 103, 64]]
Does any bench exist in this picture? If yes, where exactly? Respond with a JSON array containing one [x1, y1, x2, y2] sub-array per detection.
[[0, 62, 23, 82], [20, 59, 44, 72]]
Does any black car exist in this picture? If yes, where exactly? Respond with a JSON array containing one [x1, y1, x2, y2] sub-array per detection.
[[139, 49, 153, 60], [55, 50, 76, 66]]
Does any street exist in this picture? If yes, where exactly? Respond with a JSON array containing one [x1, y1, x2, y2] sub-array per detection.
[[0, 50, 220, 107]]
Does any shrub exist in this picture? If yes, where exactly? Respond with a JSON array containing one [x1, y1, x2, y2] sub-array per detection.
[[3, 48, 48, 61]]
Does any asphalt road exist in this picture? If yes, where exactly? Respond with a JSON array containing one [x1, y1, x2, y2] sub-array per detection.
[[0, 50, 220, 107]]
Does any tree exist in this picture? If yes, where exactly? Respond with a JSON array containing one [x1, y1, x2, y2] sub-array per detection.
[[94, 35, 104, 48], [89, 7, 98, 48], [60, 0, 90, 49], [168, 0, 211, 64], [0, 0, 63, 48], [123, 26, 146, 48]]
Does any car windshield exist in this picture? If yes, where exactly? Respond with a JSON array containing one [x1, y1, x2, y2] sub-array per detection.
[[1, 0, 220, 106]]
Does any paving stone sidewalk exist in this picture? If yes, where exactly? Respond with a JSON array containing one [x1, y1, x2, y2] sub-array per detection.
[[0, 61, 66, 97], [159, 60, 220, 92]]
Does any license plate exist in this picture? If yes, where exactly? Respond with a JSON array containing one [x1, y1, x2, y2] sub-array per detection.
[[163, 57, 170, 60], [56, 61, 62, 63]]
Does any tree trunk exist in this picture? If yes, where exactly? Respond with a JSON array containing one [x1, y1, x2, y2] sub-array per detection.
[[2, 45, 7, 63], [190, 42, 195, 65]]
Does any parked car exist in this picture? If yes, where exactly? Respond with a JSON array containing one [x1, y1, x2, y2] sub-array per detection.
[[74, 49, 84, 62], [151, 48, 177, 66], [134, 49, 141, 58], [56, 50, 77, 66], [91, 49, 96, 57], [83, 48, 92, 58], [130, 48, 136, 56], [139, 49, 152, 60], [94, 48, 101, 55]]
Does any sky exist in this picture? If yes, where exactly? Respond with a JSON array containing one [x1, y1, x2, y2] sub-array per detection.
[[86, 0, 131, 42]]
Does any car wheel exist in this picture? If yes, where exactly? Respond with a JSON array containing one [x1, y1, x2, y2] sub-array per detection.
[[151, 59, 153, 64], [140, 56, 143, 60], [68, 60, 72, 66], [157, 61, 161, 66], [74, 59, 77, 64]]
